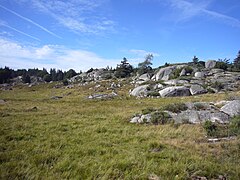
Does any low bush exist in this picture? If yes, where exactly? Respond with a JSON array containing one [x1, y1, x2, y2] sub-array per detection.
[[151, 111, 171, 125], [164, 103, 188, 113], [203, 120, 218, 137], [211, 81, 224, 91], [147, 91, 160, 97], [230, 116, 240, 136], [142, 107, 156, 115]]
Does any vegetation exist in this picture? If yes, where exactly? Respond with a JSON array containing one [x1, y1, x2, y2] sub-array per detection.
[[170, 66, 193, 79], [151, 111, 172, 125], [115, 57, 133, 78], [230, 116, 240, 136], [137, 54, 153, 75], [211, 81, 224, 91], [0, 67, 77, 84], [163, 102, 188, 113], [215, 58, 230, 71], [203, 120, 218, 137], [0, 80, 240, 179], [192, 55, 199, 64], [233, 50, 240, 71]]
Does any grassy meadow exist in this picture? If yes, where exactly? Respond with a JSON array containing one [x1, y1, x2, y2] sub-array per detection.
[[0, 81, 240, 179]]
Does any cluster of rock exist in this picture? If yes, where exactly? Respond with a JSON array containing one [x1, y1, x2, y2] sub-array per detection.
[[87, 92, 118, 100], [70, 68, 113, 83], [130, 100, 240, 124], [130, 60, 240, 98]]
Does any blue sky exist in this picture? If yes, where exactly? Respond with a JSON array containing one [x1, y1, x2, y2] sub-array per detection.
[[0, 0, 240, 71]]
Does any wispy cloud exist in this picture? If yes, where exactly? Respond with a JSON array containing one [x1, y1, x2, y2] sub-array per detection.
[[0, 38, 120, 71], [28, 0, 116, 35], [168, 0, 240, 28], [0, 20, 40, 41], [0, 4, 61, 38], [128, 49, 160, 57]]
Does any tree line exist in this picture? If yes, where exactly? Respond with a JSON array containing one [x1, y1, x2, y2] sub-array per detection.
[[1, 50, 240, 84], [0, 67, 77, 84]]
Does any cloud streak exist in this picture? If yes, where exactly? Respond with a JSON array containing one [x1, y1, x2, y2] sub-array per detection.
[[128, 49, 160, 57], [168, 0, 240, 28], [0, 20, 40, 41], [28, 0, 116, 35], [0, 4, 61, 38]]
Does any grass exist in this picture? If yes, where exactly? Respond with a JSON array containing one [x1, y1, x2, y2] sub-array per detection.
[[0, 82, 240, 179]]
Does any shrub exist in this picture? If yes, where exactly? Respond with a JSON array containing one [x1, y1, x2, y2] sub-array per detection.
[[170, 66, 193, 79], [207, 88, 215, 93], [194, 103, 207, 110], [184, 66, 193, 74], [230, 116, 240, 136], [151, 111, 171, 125], [43, 74, 51, 82], [164, 103, 188, 113], [203, 120, 217, 137], [211, 81, 224, 91], [170, 68, 182, 79], [62, 79, 69, 86], [147, 91, 160, 97], [142, 107, 156, 115], [215, 61, 228, 71]]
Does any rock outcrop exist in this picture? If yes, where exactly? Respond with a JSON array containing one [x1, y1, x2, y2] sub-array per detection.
[[152, 66, 177, 81], [190, 84, 207, 95], [159, 86, 190, 97], [130, 101, 238, 125], [220, 100, 240, 117], [205, 60, 216, 69], [130, 85, 149, 97]]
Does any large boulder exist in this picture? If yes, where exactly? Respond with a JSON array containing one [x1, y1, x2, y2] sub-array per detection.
[[194, 72, 205, 78], [159, 86, 190, 97], [172, 110, 230, 124], [190, 84, 207, 95], [179, 68, 186, 76], [152, 66, 176, 81], [205, 60, 216, 69], [130, 85, 149, 97], [220, 100, 240, 117], [138, 73, 151, 81]]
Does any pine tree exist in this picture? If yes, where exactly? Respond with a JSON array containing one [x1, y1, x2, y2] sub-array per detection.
[[233, 50, 240, 71], [137, 54, 153, 75]]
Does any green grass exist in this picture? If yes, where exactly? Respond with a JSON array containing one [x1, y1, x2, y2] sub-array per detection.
[[0, 82, 240, 179]]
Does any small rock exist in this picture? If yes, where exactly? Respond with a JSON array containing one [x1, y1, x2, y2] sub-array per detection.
[[0, 99, 6, 104], [130, 117, 140, 123], [51, 96, 63, 100], [140, 114, 152, 123]]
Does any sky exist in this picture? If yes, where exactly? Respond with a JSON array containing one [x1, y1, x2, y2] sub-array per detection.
[[0, 0, 240, 72]]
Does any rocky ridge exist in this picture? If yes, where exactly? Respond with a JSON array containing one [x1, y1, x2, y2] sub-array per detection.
[[130, 60, 240, 98], [130, 100, 240, 124]]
